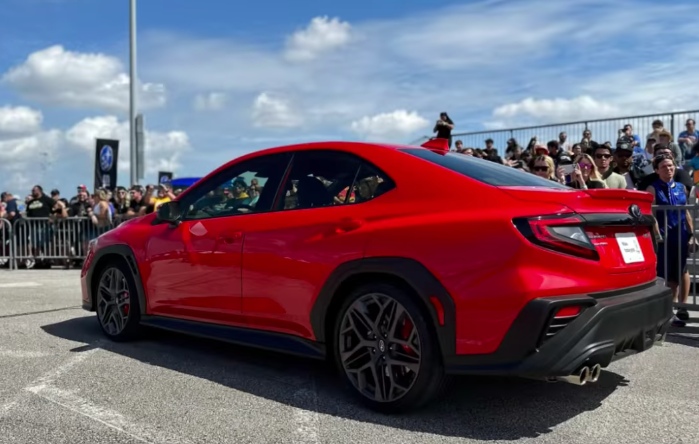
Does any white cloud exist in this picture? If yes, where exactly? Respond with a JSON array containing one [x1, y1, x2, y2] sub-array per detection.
[[138, 0, 699, 143], [0, 105, 43, 138], [492, 96, 621, 125], [193, 92, 227, 111], [65, 115, 190, 175], [0, 129, 63, 192], [251, 92, 303, 128], [284, 16, 352, 62], [350, 110, 429, 141], [1, 45, 166, 113]]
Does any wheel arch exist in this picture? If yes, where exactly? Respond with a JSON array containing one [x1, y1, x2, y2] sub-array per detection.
[[310, 257, 456, 358], [87, 244, 148, 315]]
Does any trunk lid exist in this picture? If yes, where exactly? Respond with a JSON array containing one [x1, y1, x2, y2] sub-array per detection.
[[501, 187, 656, 275]]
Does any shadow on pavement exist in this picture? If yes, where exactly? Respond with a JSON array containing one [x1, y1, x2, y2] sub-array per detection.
[[666, 324, 699, 349], [43, 315, 627, 441]]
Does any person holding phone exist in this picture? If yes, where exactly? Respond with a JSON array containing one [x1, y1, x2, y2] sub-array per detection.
[[556, 153, 607, 189], [433, 112, 454, 148]]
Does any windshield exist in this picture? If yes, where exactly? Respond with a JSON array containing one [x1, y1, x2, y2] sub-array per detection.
[[401, 148, 569, 189]]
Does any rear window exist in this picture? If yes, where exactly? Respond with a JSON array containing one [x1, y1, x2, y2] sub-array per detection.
[[402, 148, 569, 189]]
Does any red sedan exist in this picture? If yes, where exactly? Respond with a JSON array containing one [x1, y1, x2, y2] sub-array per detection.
[[81, 139, 672, 413]]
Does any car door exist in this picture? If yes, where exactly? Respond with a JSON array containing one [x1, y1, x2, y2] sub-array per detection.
[[241, 149, 396, 339], [144, 152, 292, 324]]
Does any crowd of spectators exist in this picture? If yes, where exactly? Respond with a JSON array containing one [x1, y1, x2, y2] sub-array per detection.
[[450, 119, 699, 193], [1, 184, 179, 227], [0, 179, 265, 265]]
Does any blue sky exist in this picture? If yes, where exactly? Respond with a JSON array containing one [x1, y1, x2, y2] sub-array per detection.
[[0, 0, 697, 197]]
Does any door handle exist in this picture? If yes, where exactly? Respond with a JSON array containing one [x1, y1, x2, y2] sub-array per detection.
[[333, 218, 364, 234]]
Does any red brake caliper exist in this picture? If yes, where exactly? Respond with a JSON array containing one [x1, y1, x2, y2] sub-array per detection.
[[122, 291, 130, 315], [401, 318, 415, 355]]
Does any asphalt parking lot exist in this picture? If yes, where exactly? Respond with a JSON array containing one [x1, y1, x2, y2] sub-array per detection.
[[0, 270, 698, 444]]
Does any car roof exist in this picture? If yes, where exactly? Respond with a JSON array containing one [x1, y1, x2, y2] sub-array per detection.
[[204, 141, 413, 179]]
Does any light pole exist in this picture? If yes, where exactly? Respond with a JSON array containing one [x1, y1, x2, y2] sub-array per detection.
[[129, 0, 138, 186]]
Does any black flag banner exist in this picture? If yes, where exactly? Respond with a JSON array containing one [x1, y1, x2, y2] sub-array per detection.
[[94, 138, 119, 191], [158, 171, 173, 185]]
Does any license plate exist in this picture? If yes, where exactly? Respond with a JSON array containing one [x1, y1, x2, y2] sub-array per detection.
[[615, 232, 644, 263]]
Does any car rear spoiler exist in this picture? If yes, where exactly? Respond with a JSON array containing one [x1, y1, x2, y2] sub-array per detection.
[[584, 188, 654, 203], [420, 138, 450, 153]]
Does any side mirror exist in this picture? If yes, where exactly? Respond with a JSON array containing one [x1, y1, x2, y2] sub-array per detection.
[[157, 201, 182, 225]]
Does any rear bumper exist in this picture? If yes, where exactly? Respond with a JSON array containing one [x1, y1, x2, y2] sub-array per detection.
[[445, 278, 673, 377]]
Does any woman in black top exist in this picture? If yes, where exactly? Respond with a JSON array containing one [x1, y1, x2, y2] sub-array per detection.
[[433, 112, 454, 148]]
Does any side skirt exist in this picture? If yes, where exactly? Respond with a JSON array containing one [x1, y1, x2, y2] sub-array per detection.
[[140, 316, 326, 360]]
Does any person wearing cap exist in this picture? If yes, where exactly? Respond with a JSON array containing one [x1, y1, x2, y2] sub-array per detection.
[[68, 184, 90, 206], [49, 189, 68, 218], [612, 139, 639, 189], [533, 144, 549, 156]]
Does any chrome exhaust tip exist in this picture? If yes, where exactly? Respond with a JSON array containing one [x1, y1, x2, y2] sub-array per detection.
[[589, 364, 602, 383], [558, 366, 590, 386]]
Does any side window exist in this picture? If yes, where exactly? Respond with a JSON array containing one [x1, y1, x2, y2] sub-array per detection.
[[279, 150, 394, 210], [182, 153, 291, 220], [347, 163, 395, 204]]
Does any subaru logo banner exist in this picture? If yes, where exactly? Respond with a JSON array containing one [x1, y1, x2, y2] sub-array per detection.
[[158, 171, 173, 186], [94, 138, 119, 191]]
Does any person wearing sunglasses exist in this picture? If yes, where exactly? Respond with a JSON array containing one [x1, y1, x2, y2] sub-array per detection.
[[529, 155, 556, 181], [592, 143, 626, 189], [556, 153, 607, 189]]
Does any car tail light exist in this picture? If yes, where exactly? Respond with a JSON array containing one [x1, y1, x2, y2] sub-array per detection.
[[513, 214, 599, 261]]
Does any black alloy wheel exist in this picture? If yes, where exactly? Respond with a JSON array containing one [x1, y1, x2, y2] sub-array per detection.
[[334, 283, 445, 413], [95, 261, 142, 341]]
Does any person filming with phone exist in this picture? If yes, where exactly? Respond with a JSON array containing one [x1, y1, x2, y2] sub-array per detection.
[[556, 152, 607, 189]]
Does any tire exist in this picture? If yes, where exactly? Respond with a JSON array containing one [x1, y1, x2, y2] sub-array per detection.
[[94, 259, 142, 341], [332, 282, 446, 413]]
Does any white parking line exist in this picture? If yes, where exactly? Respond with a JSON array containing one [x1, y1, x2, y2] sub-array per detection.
[[0, 282, 42, 288], [291, 382, 321, 444], [24, 348, 99, 393], [0, 350, 52, 358], [0, 348, 98, 420], [0, 399, 19, 417], [29, 386, 193, 444]]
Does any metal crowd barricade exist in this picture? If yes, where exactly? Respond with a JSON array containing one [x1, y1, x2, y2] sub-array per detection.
[[11, 217, 110, 268], [410, 109, 699, 160], [653, 204, 699, 311], [0, 218, 12, 270]]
